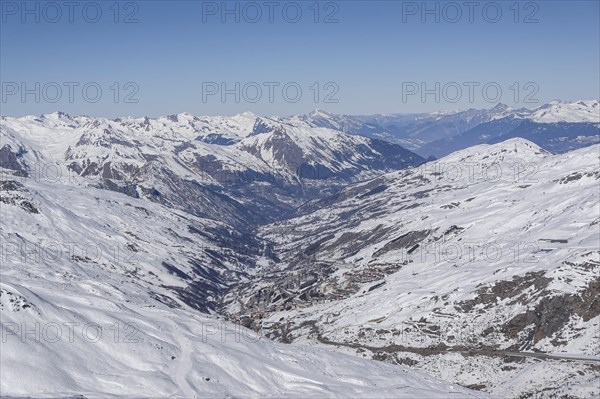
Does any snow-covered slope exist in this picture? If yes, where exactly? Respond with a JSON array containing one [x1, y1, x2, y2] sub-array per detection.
[[227, 139, 600, 398], [0, 165, 489, 398]]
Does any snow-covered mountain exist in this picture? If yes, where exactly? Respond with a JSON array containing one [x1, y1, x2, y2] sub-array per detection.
[[0, 112, 424, 223], [0, 170, 489, 398], [354, 103, 531, 150], [300, 109, 387, 137], [353, 100, 600, 158], [295, 104, 527, 152], [2, 107, 598, 398], [225, 139, 600, 398], [418, 120, 600, 159], [529, 100, 600, 123], [414, 100, 599, 158]]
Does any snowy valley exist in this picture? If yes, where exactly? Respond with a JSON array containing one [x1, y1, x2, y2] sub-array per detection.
[[1, 102, 599, 399]]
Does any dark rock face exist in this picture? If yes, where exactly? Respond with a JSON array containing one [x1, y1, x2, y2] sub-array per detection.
[[451, 269, 600, 350], [373, 230, 432, 258], [0, 144, 29, 176], [503, 277, 600, 345], [0, 180, 25, 191], [97, 179, 140, 198], [0, 179, 39, 214], [457, 272, 552, 313]]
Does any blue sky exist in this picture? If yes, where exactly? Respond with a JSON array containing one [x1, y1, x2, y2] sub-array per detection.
[[1, 0, 599, 117]]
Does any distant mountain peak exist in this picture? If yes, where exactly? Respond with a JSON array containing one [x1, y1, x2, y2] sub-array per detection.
[[308, 109, 335, 118], [165, 112, 197, 123], [491, 103, 510, 111], [41, 111, 72, 120], [236, 111, 258, 119], [529, 99, 600, 123]]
